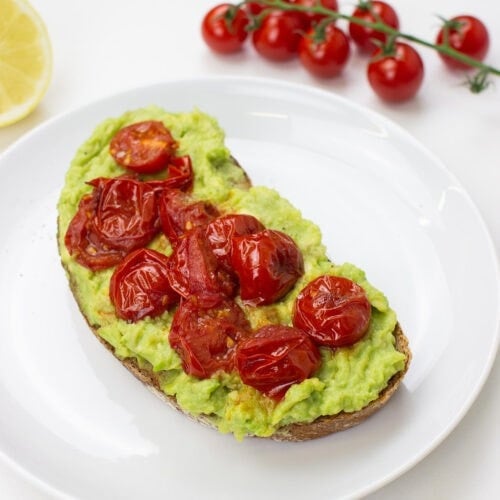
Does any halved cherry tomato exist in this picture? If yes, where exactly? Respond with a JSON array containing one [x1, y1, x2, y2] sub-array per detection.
[[146, 155, 193, 193], [436, 15, 489, 69], [109, 121, 177, 174], [158, 189, 219, 244], [169, 297, 251, 378], [299, 23, 350, 78], [293, 275, 371, 347], [231, 229, 304, 305], [201, 4, 249, 54], [235, 324, 321, 400], [367, 42, 424, 102], [348, 1, 399, 54], [65, 176, 159, 271], [109, 248, 179, 322], [252, 10, 306, 61], [167, 227, 237, 306], [205, 214, 265, 270], [291, 0, 339, 28]]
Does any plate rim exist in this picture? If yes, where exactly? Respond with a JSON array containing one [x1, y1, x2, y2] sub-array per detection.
[[0, 75, 499, 499]]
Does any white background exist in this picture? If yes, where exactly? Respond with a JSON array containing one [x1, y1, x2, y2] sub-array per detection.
[[0, 0, 498, 498]]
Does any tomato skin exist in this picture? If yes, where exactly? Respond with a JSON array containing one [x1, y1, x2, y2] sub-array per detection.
[[349, 1, 399, 54], [146, 155, 193, 193], [293, 276, 371, 347], [201, 4, 249, 54], [299, 24, 350, 78], [367, 42, 424, 102], [158, 189, 219, 244], [235, 325, 321, 400], [245, 2, 265, 16], [167, 227, 237, 306], [231, 229, 304, 305], [109, 121, 177, 174], [252, 10, 306, 62], [206, 214, 265, 270], [169, 297, 251, 378], [436, 15, 489, 69], [291, 0, 339, 28], [109, 248, 179, 322], [65, 176, 159, 271]]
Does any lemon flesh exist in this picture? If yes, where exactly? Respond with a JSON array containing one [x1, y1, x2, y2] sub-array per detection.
[[0, 0, 52, 127]]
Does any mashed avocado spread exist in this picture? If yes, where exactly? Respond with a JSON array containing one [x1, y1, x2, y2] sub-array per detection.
[[57, 107, 406, 440]]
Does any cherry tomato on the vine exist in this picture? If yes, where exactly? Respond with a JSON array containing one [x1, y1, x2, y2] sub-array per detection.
[[290, 0, 339, 28], [349, 1, 399, 54], [299, 23, 350, 78], [109, 121, 177, 174], [110, 248, 179, 322], [202, 3, 249, 54], [252, 10, 306, 61], [235, 324, 321, 400], [367, 42, 424, 102], [293, 275, 372, 348], [245, 2, 265, 16], [436, 15, 489, 70]]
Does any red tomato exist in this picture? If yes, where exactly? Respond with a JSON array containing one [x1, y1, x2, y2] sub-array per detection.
[[65, 176, 159, 271], [205, 214, 265, 270], [158, 189, 219, 244], [167, 227, 237, 306], [291, 0, 339, 28], [231, 229, 304, 305], [367, 42, 424, 102], [201, 3, 249, 54], [299, 24, 350, 78], [235, 324, 321, 400], [348, 1, 399, 53], [109, 248, 179, 322], [252, 10, 306, 61], [245, 2, 265, 16], [109, 121, 177, 174], [436, 15, 489, 69], [169, 297, 251, 378], [146, 155, 193, 193], [293, 275, 371, 347]]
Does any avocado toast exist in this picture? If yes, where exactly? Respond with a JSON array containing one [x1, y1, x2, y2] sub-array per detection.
[[57, 107, 410, 441]]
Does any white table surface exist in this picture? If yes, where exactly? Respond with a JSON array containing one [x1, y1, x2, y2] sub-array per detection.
[[1, 0, 498, 498]]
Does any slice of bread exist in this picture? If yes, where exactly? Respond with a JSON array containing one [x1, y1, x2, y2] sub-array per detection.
[[58, 110, 411, 441]]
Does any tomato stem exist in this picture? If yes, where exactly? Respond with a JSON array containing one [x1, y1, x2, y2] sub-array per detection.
[[246, 0, 500, 92]]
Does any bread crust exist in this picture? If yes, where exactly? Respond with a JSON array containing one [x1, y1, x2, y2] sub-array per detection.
[[59, 155, 411, 441]]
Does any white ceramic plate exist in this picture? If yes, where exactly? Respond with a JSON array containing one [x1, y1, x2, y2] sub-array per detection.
[[0, 77, 498, 500]]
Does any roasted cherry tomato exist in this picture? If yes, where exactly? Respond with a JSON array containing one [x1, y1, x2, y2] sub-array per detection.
[[147, 155, 193, 193], [291, 0, 339, 28], [65, 176, 159, 271], [436, 15, 489, 69], [169, 297, 251, 378], [231, 229, 304, 305], [206, 214, 265, 270], [201, 3, 249, 54], [348, 1, 399, 53], [235, 324, 321, 400], [252, 10, 306, 62], [299, 23, 350, 78], [109, 248, 179, 322], [109, 121, 177, 174], [293, 275, 371, 347], [367, 42, 424, 102], [167, 227, 237, 306], [158, 189, 219, 244]]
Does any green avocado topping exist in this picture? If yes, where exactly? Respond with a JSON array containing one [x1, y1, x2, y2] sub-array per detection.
[[57, 107, 406, 440]]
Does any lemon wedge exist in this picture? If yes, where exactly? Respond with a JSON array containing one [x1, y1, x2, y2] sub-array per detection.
[[0, 0, 52, 127]]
